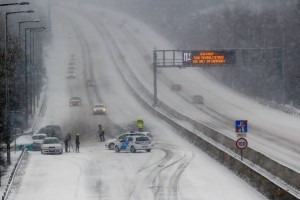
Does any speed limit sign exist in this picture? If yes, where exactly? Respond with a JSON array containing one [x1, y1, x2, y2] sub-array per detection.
[[236, 138, 248, 150]]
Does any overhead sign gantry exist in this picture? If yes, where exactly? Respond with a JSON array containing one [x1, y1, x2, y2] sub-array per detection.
[[152, 49, 236, 106]]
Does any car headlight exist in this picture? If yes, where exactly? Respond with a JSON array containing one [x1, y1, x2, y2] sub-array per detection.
[[93, 108, 96, 112]]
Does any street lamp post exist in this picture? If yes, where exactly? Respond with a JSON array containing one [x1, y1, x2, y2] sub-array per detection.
[[0, 1, 31, 185], [4, 9, 34, 165], [0, 2, 29, 7], [32, 28, 46, 108], [18, 20, 40, 128], [24, 27, 45, 127], [19, 20, 40, 46]]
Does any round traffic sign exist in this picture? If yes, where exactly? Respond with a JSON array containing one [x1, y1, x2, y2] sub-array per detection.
[[236, 138, 248, 150]]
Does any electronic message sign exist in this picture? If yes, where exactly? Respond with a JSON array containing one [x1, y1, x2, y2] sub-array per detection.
[[183, 50, 236, 65]]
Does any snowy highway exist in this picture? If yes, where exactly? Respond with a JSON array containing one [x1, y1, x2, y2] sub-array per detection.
[[7, 1, 300, 200], [92, 8, 300, 173], [8, 3, 270, 200]]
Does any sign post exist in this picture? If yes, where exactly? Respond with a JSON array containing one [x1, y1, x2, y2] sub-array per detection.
[[236, 137, 248, 161]]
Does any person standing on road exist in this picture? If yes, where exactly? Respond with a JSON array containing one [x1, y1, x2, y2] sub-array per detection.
[[64, 133, 71, 152], [75, 134, 80, 153], [136, 118, 144, 132], [51, 129, 55, 137], [98, 124, 105, 142]]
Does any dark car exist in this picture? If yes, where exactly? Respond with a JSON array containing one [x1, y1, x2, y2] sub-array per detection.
[[68, 65, 76, 70], [192, 95, 204, 104], [39, 125, 63, 141], [86, 79, 95, 87], [68, 61, 76, 66], [171, 84, 181, 91], [69, 97, 81, 106]]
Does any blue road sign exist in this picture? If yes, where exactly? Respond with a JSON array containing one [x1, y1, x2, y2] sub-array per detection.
[[235, 120, 248, 133]]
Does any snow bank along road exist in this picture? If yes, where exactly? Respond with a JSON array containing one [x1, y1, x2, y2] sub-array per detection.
[[6, 3, 271, 200]]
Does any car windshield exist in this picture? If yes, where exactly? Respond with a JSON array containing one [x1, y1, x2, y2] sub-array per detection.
[[95, 104, 104, 108], [43, 139, 60, 144], [71, 98, 81, 101]]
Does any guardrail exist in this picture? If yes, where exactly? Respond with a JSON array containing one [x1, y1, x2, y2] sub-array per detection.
[[2, 147, 27, 200]]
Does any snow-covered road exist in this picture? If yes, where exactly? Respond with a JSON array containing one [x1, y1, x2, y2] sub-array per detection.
[[9, 3, 268, 200], [82, 5, 300, 173]]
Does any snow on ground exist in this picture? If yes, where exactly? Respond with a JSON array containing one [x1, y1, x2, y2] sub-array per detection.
[[85, 6, 300, 173], [6, 3, 269, 200]]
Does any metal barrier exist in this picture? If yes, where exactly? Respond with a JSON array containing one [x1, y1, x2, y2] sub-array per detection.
[[2, 147, 27, 200]]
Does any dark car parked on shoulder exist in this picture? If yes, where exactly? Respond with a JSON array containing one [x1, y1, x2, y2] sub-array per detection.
[[39, 125, 63, 141], [192, 95, 204, 104], [171, 84, 181, 91], [69, 97, 82, 106]]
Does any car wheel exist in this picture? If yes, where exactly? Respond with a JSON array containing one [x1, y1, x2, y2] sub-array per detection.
[[146, 149, 151, 152], [130, 146, 136, 153], [115, 145, 120, 152], [109, 143, 114, 150]]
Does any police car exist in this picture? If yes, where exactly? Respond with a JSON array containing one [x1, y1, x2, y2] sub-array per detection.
[[105, 132, 143, 150], [114, 135, 152, 153]]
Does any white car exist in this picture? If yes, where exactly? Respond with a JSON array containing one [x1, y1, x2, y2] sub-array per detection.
[[32, 133, 47, 151], [92, 104, 107, 115], [67, 71, 76, 79], [105, 132, 144, 150], [114, 135, 152, 153], [41, 137, 63, 154]]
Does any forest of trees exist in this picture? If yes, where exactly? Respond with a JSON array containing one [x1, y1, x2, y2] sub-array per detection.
[[0, 0, 49, 168]]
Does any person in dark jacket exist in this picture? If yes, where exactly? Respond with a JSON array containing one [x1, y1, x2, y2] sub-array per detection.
[[64, 133, 71, 152], [75, 134, 80, 153]]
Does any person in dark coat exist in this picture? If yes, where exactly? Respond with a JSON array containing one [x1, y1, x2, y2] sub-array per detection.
[[51, 129, 56, 137], [64, 133, 71, 152], [75, 134, 80, 153]]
